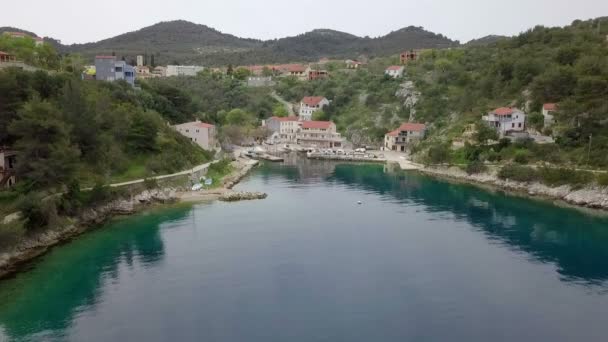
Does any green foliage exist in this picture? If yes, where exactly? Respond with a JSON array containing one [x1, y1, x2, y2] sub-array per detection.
[[527, 112, 545, 131], [474, 122, 498, 145], [425, 143, 451, 165], [597, 173, 608, 187], [537, 167, 594, 187], [0, 35, 60, 69], [513, 150, 531, 164], [498, 165, 539, 182], [17, 193, 58, 231], [465, 160, 488, 175]]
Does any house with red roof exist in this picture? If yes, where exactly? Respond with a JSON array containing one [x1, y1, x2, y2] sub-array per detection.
[[385, 66, 405, 78], [0, 51, 16, 64], [173, 121, 217, 150], [345, 60, 364, 69], [482, 107, 527, 135], [299, 96, 330, 121], [542, 103, 558, 128], [384, 123, 427, 152], [296, 121, 343, 148]]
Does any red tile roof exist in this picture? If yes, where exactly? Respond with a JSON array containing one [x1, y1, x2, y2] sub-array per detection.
[[0, 51, 10, 56], [388, 123, 426, 135], [285, 64, 307, 73], [195, 122, 215, 129], [301, 96, 327, 106], [269, 116, 299, 122], [386, 65, 403, 71], [302, 121, 333, 129], [543, 103, 558, 111], [493, 107, 515, 116]]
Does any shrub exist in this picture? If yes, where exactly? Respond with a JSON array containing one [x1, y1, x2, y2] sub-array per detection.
[[17, 193, 58, 231], [143, 178, 158, 190], [513, 149, 531, 164], [538, 167, 594, 187], [498, 164, 539, 182], [465, 160, 488, 175], [425, 143, 451, 165], [597, 173, 608, 187]]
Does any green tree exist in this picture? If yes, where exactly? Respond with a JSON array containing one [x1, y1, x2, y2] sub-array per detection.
[[9, 99, 81, 188], [474, 122, 499, 145], [225, 108, 256, 126]]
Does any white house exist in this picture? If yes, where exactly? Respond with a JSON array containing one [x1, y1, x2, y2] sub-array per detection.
[[299, 96, 330, 121], [384, 123, 426, 152], [166, 65, 205, 77], [385, 66, 405, 78], [264, 116, 301, 143], [542, 103, 558, 128], [482, 107, 527, 135], [173, 121, 216, 150]]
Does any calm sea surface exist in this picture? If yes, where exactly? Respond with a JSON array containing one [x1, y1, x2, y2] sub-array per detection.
[[1, 158, 608, 341]]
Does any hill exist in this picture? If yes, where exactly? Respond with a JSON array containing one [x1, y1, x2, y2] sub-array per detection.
[[44, 20, 458, 65], [464, 35, 509, 47]]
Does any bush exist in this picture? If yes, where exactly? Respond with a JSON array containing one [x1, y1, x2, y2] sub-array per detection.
[[498, 164, 539, 182], [143, 178, 158, 190], [597, 173, 608, 187], [513, 149, 531, 164], [538, 167, 594, 187], [425, 143, 451, 165], [465, 160, 488, 175], [17, 193, 58, 231]]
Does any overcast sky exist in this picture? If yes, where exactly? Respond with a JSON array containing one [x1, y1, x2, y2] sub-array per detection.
[[2, 0, 607, 44]]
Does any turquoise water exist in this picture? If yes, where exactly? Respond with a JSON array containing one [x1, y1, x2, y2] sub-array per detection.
[[1, 159, 608, 341]]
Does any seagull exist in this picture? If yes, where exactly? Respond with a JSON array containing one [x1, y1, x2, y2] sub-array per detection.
[[357, 201, 363, 205]]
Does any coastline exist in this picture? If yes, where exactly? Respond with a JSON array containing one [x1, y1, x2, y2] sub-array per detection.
[[0, 157, 261, 280], [415, 165, 608, 214]]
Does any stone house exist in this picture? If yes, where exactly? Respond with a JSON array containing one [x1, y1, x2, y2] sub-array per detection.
[[166, 65, 205, 77], [482, 107, 527, 136], [173, 121, 217, 151], [400, 50, 420, 64], [296, 121, 343, 148], [384, 123, 426, 152], [264, 116, 301, 143], [0, 148, 17, 188], [299, 96, 330, 121], [542, 103, 558, 128]]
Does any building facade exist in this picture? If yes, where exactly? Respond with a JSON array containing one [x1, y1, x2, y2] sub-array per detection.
[[385, 66, 405, 78], [265, 116, 301, 143], [173, 121, 217, 150], [0, 148, 17, 188], [299, 96, 330, 121], [296, 121, 343, 148], [384, 123, 426, 152], [166, 65, 205, 77], [308, 69, 329, 81], [94, 56, 136, 86], [542, 103, 558, 128], [400, 50, 419, 64], [482, 107, 527, 135]]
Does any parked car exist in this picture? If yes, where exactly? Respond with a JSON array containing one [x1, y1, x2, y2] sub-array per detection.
[[355, 148, 366, 153]]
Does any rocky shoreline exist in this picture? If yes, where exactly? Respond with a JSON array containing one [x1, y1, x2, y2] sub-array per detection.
[[0, 158, 263, 280], [418, 165, 608, 212]]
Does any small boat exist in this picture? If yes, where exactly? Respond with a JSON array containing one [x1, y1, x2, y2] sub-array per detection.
[[191, 183, 203, 191]]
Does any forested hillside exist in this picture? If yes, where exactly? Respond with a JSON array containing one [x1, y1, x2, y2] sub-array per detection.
[[47, 21, 457, 65], [407, 17, 608, 165]]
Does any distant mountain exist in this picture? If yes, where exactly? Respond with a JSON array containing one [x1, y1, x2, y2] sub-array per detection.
[[19, 20, 460, 65], [465, 35, 509, 47], [0, 26, 39, 37]]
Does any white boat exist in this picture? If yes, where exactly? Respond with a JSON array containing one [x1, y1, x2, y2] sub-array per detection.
[[191, 183, 203, 191]]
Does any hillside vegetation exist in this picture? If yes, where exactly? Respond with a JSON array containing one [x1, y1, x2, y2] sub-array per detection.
[[49, 21, 457, 66]]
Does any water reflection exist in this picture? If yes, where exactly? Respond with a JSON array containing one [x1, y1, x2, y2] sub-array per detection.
[[0, 206, 190, 341], [262, 160, 608, 284]]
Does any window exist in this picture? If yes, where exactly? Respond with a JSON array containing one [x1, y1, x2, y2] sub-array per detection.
[[512, 123, 515, 128], [518, 123, 522, 128]]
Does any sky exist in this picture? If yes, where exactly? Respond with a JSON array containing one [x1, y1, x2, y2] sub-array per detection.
[[1, 0, 607, 44]]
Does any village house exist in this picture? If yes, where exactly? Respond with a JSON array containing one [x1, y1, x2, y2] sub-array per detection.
[[0, 51, 16, 64], [166, 65, 205, 77], [385, 66, 405, 78], [482, 107, 527, 136], [135, 65, 152, 78], [345, 60, 363, 69], [384, 123, 427, 152], [400, 50, 420, 64], [308, 69, 329, 81], [264, 116, 301, 143], [247, 76, 275, 87], [296, 121, 343, 148], [299, 96, 330, 121], [276, 64, 308, 80], [152, 66, 167, 77], [94, 56, 136, 86], [542, 103, 558, 128], [173, 121, 217, 151], [0, 148, 17, 188]]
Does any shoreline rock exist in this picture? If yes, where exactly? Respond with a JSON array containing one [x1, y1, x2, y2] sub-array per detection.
[[418, 166, 608, 213], [219, 191, 267, 202]]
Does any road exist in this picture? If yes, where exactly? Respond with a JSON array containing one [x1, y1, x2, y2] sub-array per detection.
[[271, 91, 295, 116]]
